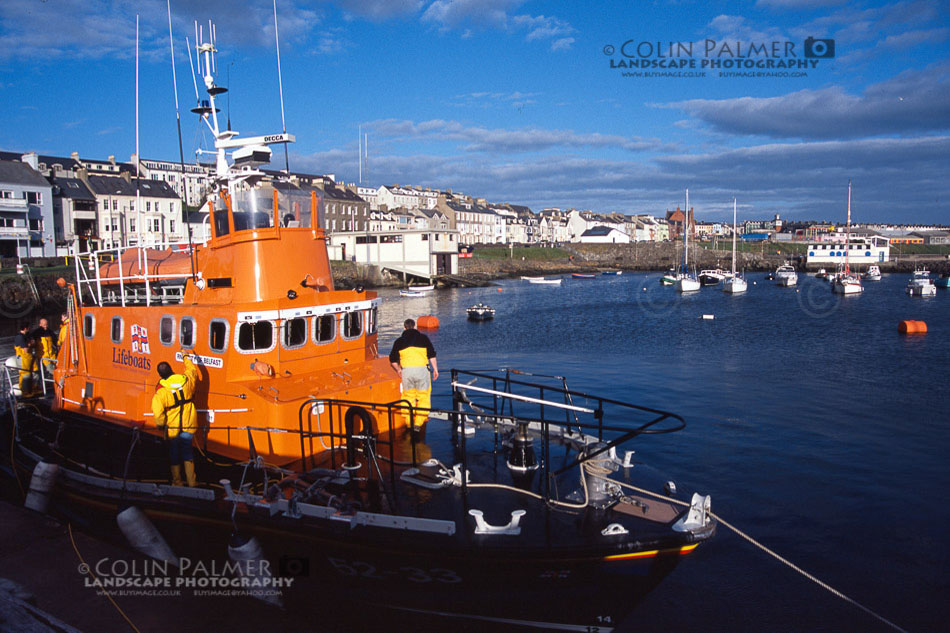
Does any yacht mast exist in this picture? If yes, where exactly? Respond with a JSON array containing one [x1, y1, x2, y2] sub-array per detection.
[[845, 180, 852, 275], [732, 197, 737, 276], [683, 189, 689, 273]]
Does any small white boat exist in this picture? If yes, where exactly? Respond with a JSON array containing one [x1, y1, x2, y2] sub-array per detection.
[[774, 264, 798, 287], [831, 182, 863, 295], [520, 276, 543, 281], [399, 290, 428, 297], [529, 277, 562, 285], [722, 199, 746, 294], [815, 268, 827, 279], [864, 265, 882, 281], [832, 274, 864, 294], [675, 189, 700, 294], [675, 276, 700, 292], [906, 269, 936, 296]]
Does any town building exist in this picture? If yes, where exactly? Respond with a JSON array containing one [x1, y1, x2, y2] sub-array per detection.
[[48, 175, 97, 253], [0, 158, 55, 257], [133, 154, 212, 208], [85, 173, 183, 249], [578, 225, 630, 244]]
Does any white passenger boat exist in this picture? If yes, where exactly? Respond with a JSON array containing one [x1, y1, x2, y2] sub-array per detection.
[[774, 264, 798, 287], [864, 265, 882, 281], [906, 269, 936, 296]]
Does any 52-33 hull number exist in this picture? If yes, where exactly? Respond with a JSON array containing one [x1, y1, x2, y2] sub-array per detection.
[[328, 558, 462, 584]]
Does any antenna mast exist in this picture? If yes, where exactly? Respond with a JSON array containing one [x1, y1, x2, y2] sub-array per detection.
[[167, 0, 197, 281], [274, 0, 290, 174]]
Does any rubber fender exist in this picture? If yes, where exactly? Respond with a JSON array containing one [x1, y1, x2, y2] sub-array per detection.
[[227, 533, 283, 607], [116, 506, 180, 565], [24, 461, 59, 514]]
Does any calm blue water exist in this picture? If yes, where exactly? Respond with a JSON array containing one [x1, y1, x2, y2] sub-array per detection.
[[379, 272, 949, 633]]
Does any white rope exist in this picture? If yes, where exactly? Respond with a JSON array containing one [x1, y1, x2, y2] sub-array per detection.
[[587, 473, 910, 633]]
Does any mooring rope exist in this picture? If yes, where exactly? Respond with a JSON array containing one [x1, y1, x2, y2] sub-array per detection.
[[588, 473, 911, 633]]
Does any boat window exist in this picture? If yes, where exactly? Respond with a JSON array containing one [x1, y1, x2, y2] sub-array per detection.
[[342, 311, 362, 340], [229, 190, 273, 232], [236, 321, 275, 353], [180, 317, 196, 349], [83, 314, 94, 339], [208, 319, 229, 353], [160, 316, 175, 345], [110, 316, 122, 344], [366, 307, 378, 335], [313, 314, 335, 345], [282, 318, 308, 350]]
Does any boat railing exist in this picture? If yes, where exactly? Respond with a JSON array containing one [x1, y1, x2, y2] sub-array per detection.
[[73, 239, 194, 307]]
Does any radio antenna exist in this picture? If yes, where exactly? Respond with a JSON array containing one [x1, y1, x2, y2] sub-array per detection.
[[273, 0, 290, 174], [167, 0, 197, 282]]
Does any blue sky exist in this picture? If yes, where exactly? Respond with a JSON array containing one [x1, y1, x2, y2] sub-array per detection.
[[1, 0, 948, 223]]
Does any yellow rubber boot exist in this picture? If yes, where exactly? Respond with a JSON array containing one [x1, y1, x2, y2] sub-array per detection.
[[183, 461, 197, 488], [170, 465, 183, 486]]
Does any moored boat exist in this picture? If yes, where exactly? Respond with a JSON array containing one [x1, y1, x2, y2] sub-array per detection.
[[698, 269, 726, 286], [528, 277, 562, 285], [831, 182, 864, 295], [906, 269, 936, 296], [0, 21, 716, 632], [675, 189, 700, 293], [571, 273, 596, 279], [601, 270, 622, 275], [864, 265, 882, 281], [774, 264, 798, 287], [466, 303, 495, 320], [722, 199, 747, 294]]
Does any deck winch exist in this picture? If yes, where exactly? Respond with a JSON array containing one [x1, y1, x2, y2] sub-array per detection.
[[506, 422, 539, 486]]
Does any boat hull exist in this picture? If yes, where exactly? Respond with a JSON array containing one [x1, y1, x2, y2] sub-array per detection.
[[2, 400, 708, 633], [674, 277, 700, 293], [722, 278, 747, 293]]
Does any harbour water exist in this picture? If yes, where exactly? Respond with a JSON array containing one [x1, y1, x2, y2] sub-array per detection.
[[380, 271, 948, 632], [1, 271, 946, 632]]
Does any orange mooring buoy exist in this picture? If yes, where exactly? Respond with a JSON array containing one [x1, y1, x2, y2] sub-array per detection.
[[898, 320, 927, 335], [417, 315, 439, 329]]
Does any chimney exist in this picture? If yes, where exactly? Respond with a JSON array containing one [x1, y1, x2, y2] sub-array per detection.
[[21, 152, 39, 171], [71, 151, 80, 161], [109, 155, 116, 165]]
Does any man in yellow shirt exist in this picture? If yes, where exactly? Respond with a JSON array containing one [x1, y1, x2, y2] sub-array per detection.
[[151, 353, 200, 487], [389, 319, 439, 430], [13, 323, 36, 396]]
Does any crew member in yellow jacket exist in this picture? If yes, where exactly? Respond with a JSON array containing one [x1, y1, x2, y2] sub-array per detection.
[[13, 324, 36, 396], [151, 354, 200, 487], [31, 318, 56, 377], [389, 318, 439, 430]]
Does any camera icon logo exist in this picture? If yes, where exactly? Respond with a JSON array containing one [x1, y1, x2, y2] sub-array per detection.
[[278, 555, 310, 577], [804, 37, 835, 58]]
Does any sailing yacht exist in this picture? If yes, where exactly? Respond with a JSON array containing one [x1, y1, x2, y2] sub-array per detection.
[[723, 198, 747, 294], [675, 189, 701, 293], [832, 181, 865, 295]]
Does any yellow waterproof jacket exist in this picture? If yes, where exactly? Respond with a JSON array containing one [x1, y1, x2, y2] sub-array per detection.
[[57, 320, 69, 351], [34, 331, 55, 360], [151, 357, 199, 437], [14, 346, 34, 374]]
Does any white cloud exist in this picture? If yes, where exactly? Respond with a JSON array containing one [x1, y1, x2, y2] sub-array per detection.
[[337, 0, 422, 20], [292, 135, 950, 222], [663, 64, 950, 139], [362, 118, 664, 153]]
